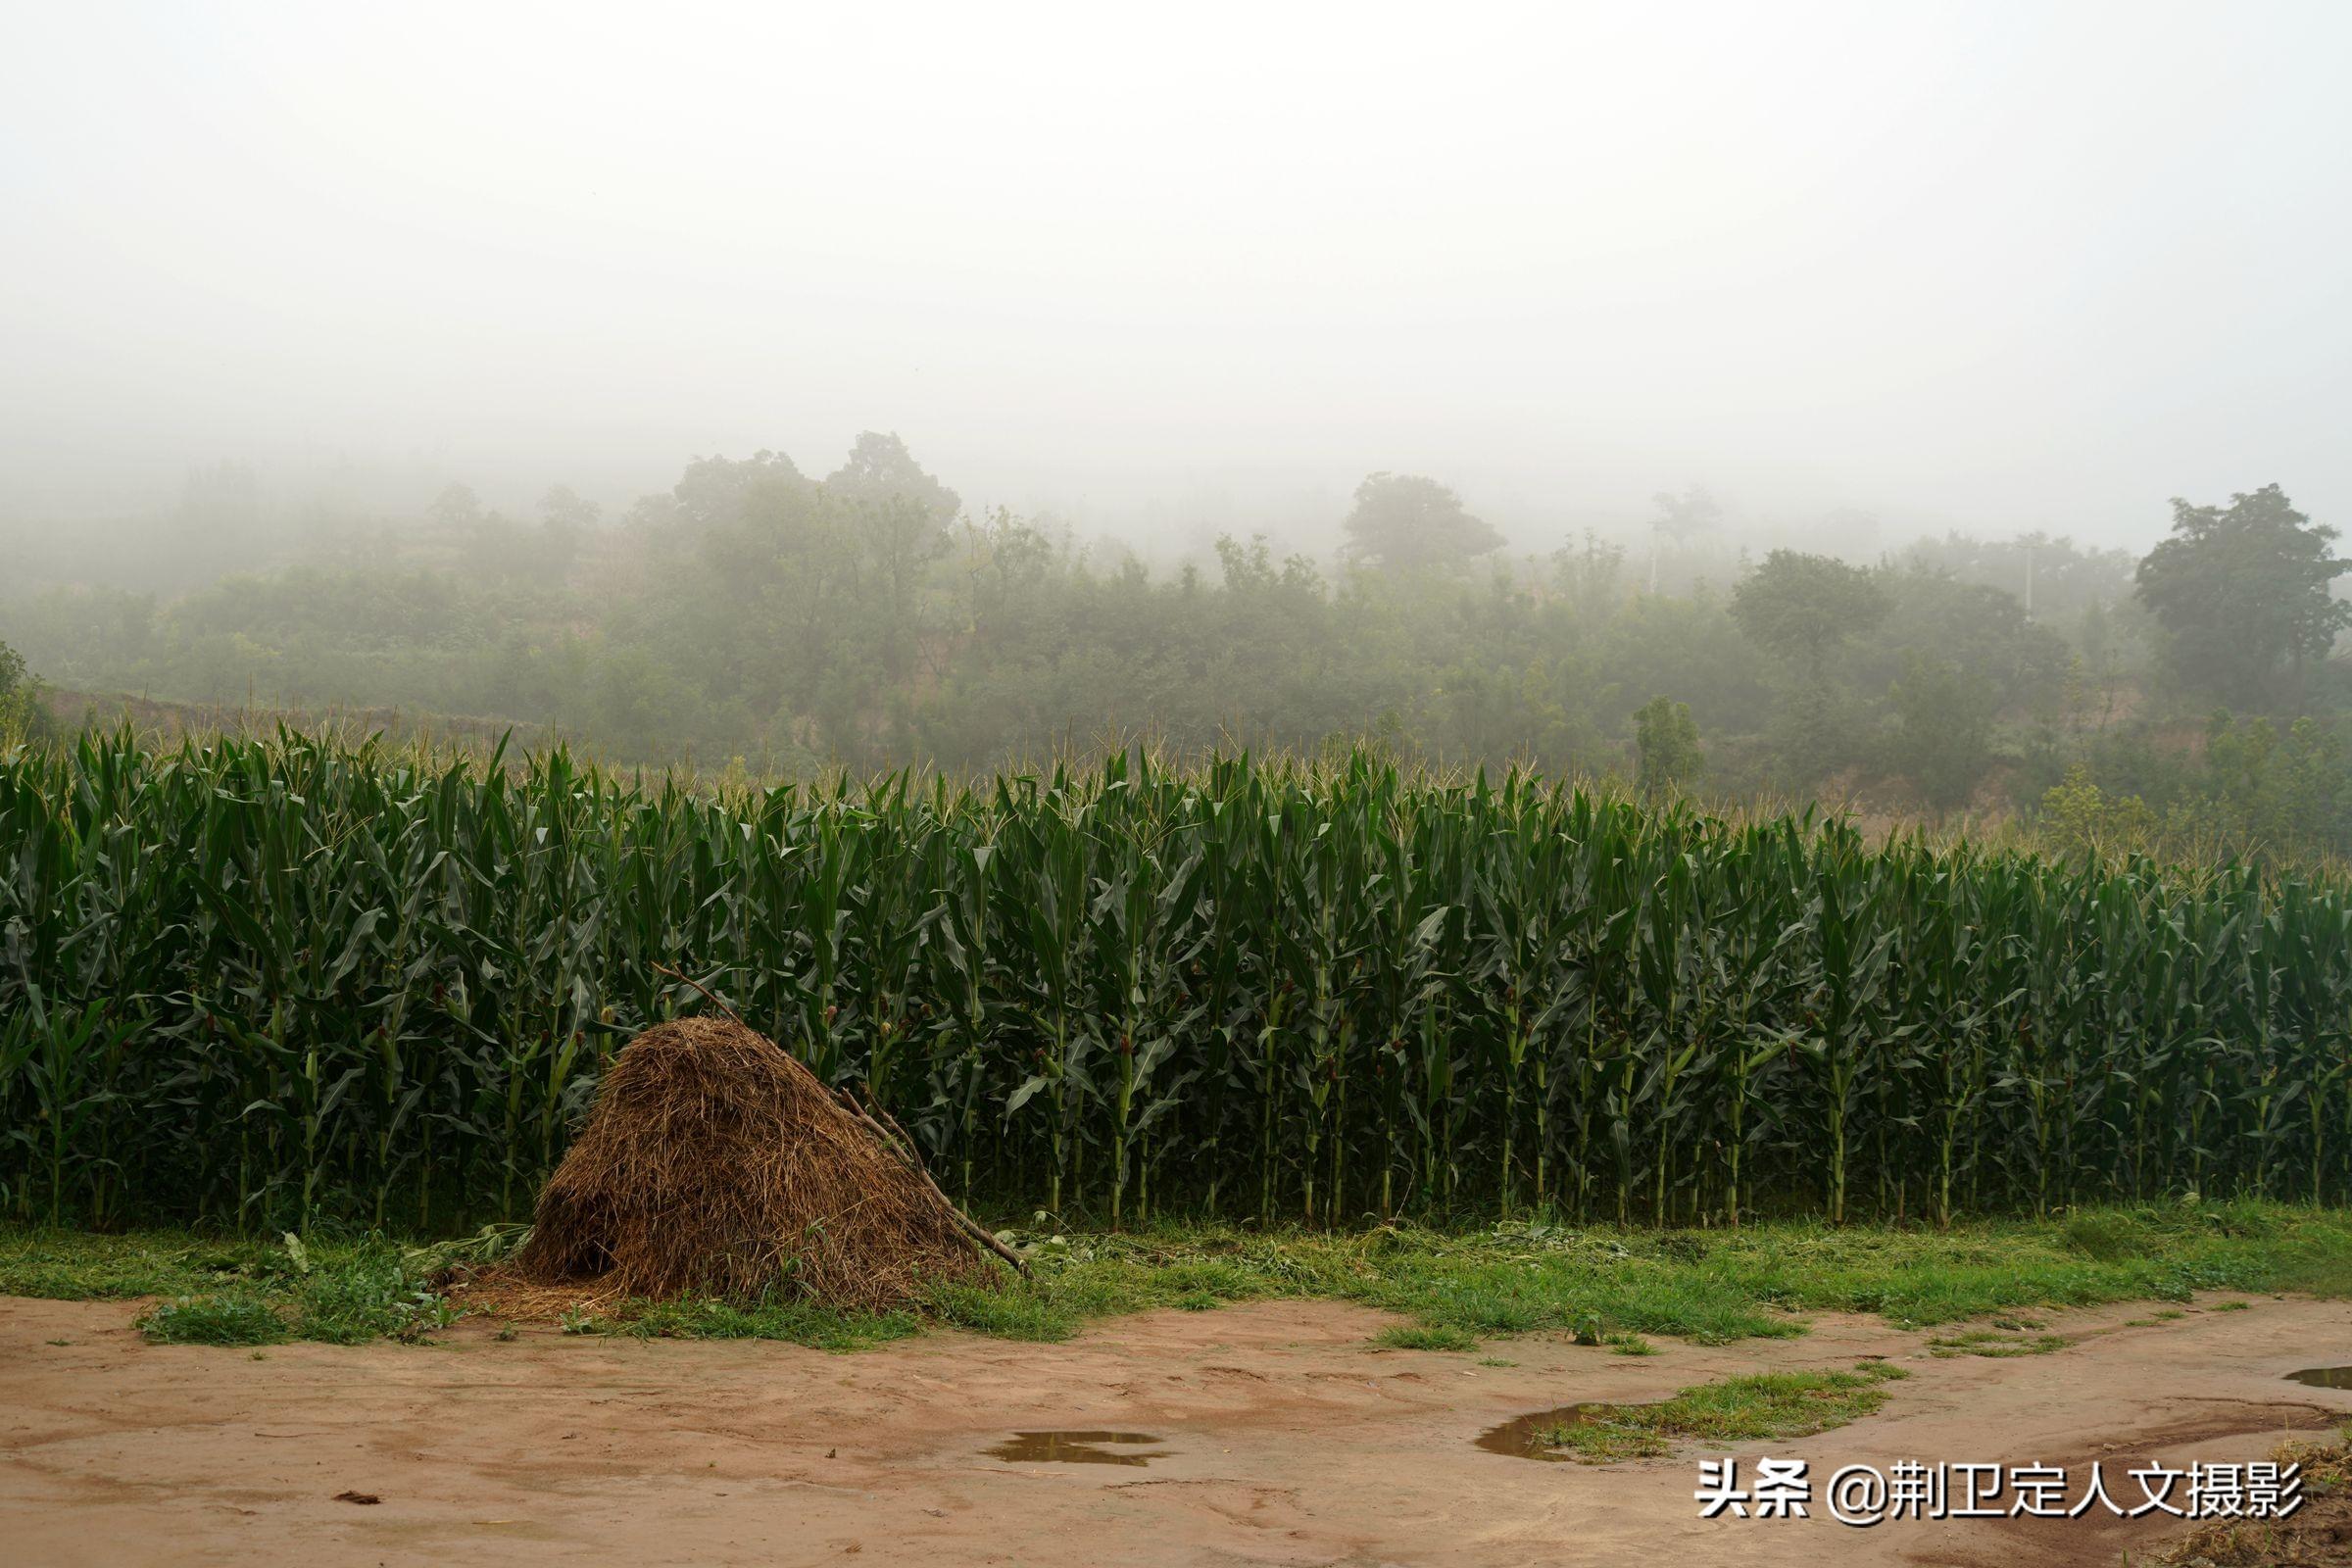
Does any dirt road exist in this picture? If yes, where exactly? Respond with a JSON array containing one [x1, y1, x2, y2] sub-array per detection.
[[1, 1292, 2343, 1566]]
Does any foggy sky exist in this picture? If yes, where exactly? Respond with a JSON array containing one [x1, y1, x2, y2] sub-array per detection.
[[2, 1, 2347, 553]]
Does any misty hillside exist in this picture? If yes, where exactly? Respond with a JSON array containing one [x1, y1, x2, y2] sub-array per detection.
[[3, 4, 2350, 861], [7, 438, 2348, 866]]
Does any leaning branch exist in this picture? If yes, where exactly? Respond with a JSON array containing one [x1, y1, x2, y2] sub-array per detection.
[[833, 1083, 1029, 1276]]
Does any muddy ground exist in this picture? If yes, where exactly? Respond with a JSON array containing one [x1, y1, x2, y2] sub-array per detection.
[[1, 1292, 2344, 1567]]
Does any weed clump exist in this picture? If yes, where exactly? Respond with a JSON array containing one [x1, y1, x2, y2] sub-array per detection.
[[140, 1294, 286, 1346], [1540, 1361, 1905, 1462], [2061, 1211, 2151, 1261]]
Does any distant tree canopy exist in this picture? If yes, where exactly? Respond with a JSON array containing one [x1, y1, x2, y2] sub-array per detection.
[[1633, 696, 1701, 793], [1341, 472, 1501, 572], [1730, 550, 1890, 678], [0, 637, 36, 745], [1903, 529, 2136, 626], [1887, 652, 1996, 809], [429, 482, 484, 529], [538, 484, 601, 531], [2135, 484, 2350, 708], [1730, 551, 1897, 776], [20, 433, 2352, 859], [1647, 485, 1721, 546], [823, 430, 961, 529]]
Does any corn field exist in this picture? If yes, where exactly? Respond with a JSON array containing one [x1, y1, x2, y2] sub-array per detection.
[[5, 730, 2351, 1235]]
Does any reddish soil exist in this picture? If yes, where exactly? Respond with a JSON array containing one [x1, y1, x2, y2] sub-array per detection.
[[0, 1292, 2343, 1566]]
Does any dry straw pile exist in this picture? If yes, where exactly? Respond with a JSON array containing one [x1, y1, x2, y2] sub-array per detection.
[[514, 1015, 1006, 1311]]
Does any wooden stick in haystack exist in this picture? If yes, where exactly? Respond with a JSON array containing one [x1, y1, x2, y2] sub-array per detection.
[[652, 961, 751, 1028], [835, 1084, 1030, 1276]]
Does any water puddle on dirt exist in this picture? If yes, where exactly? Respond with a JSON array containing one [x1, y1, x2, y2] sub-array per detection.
[[2287, 1366, 2352, 1389], [984, 1431, 1170, 1466], [1475, 1404, 1604, 1462]]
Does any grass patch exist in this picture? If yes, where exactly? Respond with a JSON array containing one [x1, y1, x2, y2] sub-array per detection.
[[920, 1199, 2352, 1350], [291, 1250, 458, 1345], [1376, 1323, 1479, 1351], [1926, 1327, 2070, 1357], [2060, 1210, 2154, 1262], [0, 1229, 457, 1346], [5, 1200, 2350, 1352], [139, 1293, 287, 1346], [610, 1295, 919, 1350], [1540, 1362, 1906, 1462], [0, 1229, 272, 1300]]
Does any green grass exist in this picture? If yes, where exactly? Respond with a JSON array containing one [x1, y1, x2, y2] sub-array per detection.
[[1376, 1323, 1481, 1351], [1925, 1327, 2070, 1357], [5, 1200, 2350, 1353], [606, 1296, 919, 1350], [2124, 1308, 2186, 1326], [0, 1229, 456, 1346], [1537, 1362, 1907, 1462], [139, 1293, 287, 1346], [921, 1199, 2352, 1348]]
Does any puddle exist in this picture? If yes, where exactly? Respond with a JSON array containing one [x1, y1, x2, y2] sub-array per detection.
[[1475, 1404, 1605, 1462], [2287, 1366, 2352, 1389], [984, 1430, 1170, 1466]]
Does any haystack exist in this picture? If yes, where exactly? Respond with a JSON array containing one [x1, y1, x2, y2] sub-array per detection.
[[513, 1014, 1007, 1311]]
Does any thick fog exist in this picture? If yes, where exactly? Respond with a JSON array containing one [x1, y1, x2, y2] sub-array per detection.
[[3, 1, 2348, 554]]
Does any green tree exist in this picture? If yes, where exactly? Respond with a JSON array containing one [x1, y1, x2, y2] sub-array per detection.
[[823, 430, 961, 528], [0, 638, 38, 746], [823, 433, 958, 684], [1550, 531, 1627, 622], [2134, 484, 2349, 708], [537, 483, 601, 533], [1731, 551, 1889, 681], [1648, 485, 1721, 546], [2190, 711, 2352, 858], [1902, 529, 2136, 628], [2036, 762, 2155, 859], [1644, 485, 1721, 591], [533, 484, 599, 577], [1632, 695, 1701, 792], [1886, 652, 1995, 809], [429, 482, 484, 529], [671, 449, 808, 534], [1340, 473, 1501, 572], [1732, 551, 1890, 774]]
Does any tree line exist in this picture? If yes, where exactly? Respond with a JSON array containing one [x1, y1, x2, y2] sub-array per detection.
[[4, 439, 2347, 859]]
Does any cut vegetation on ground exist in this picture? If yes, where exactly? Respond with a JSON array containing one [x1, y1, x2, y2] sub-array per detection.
[[2150, 1430, 2352, 1567]]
